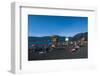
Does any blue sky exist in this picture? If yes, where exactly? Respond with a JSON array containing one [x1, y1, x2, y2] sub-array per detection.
[[28, 15, 88, 37]]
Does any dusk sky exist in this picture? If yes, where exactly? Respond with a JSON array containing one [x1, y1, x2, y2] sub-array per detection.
[[28, 15, 88, 37]]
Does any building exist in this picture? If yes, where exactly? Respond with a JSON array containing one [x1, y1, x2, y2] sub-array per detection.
[[28, 36, 66, 49]]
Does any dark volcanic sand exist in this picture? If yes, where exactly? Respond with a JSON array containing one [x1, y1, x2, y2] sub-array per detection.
[[28, 46, 88, 61]]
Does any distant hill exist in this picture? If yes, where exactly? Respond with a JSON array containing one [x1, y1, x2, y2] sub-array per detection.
[[69, 32, 88, 41], [28, 32, 88, 42], [29, 35, 66, 42]]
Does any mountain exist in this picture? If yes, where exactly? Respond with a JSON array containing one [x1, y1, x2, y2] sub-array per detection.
[[69, 32, 88, 41], [28, 35, 66, 42], [28, 32, 88, 42]]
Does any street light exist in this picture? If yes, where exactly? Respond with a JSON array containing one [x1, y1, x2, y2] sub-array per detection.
[[65, 37, 69, 41], [65, 37, 69, 46]]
